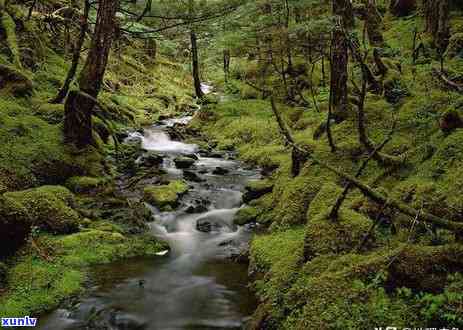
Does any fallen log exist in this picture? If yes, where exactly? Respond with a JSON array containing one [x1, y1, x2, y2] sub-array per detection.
[[270, 98, 463, 233]]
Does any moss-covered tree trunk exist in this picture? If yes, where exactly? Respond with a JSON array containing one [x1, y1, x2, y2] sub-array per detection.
[[424, 0, 450, 49], [223, 49, 230, 82], [389, 0, 416, 16], [64, 0, 118, 147], [51, 0, 90, 104], [190, 29, 204, 99], [0, 0, 22, 68], [329, 21, 349, 122], [365, 0, 385, 47], [333, 0, 355, 29]]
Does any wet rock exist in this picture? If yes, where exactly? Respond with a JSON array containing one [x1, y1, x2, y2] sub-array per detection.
[[212, 167, 229, 175], [109, 310, 147, 330], [139, 151, 164, 168], [198, 150, 223, 158], [173, 157, 195, 169], [183, 170, 204, 182], [243, 180, 274, 203], [184, 153, 199, 160], [219, 240, 250, 263], [196, 214, 235, 233], [186, 204, 208, 214], [166, 126, 184, 141]]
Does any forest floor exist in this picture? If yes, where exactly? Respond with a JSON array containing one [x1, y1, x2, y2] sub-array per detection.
[[188, 9, 463, 330]]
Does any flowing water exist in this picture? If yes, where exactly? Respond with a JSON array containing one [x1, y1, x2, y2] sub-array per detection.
[[37, 108, 259, 329]]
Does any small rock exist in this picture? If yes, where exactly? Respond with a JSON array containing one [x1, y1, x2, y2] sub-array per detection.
[[183, 170, 204, 182], [212, 167, 229, 175], [184, 153, 199, 160], [173, 157, 195, 169], [139, 151, 164, 167], [196, 214, 235, 233]]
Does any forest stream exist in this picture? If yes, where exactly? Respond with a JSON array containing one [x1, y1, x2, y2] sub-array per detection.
[[37, 87, 259, 330]]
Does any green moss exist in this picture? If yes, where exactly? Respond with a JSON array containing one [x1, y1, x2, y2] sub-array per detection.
[[0, 97, 106, 189], [65, 176, 107, 194], [4, 185, 80, 234], [143, 180, 189, 211], [1, 11, 21, 68], [32, 102, 64, 124], [234, 206, 262, 225], [446, 32, 463, 58]]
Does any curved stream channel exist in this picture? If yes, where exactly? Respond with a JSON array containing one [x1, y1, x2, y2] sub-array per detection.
[[38, 114, 259, 329]]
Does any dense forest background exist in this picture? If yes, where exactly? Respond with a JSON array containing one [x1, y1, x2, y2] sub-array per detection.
[[1, 0, 463, 328]]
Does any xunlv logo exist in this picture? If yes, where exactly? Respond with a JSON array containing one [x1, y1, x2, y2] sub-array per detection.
[[1, 316, 37, 327]]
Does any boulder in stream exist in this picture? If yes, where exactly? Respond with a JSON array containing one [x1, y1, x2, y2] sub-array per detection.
[[139, 151, 164, 168], [196, 213, 236, 233], [173, 156, 195, 169], [233, 206, 261, 225], [143, 180, 189, 211], [212, 167, 229, 175], [183, 170, 204, 182]]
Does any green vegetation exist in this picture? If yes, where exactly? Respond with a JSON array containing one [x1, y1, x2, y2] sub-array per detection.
[[2, 0, 463, 328]]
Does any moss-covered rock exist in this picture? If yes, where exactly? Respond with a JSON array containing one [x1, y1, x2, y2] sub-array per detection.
[[143, 180, 189, 211], [173, 156, 195, 169], [0, 185, 80, 256], [243, 179, 274, 203], [65, 176, 107, 194], [234, 206, 262, 225]]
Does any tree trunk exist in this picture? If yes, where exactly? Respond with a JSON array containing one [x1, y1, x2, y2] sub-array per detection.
[[389, 0, 416, 17], [190, 29, 204, 99], [330, 21, 349, 122], [333, 0, 355, 29], [365, 0, 385, 47], [424, 0, 450, 50], [223, 49, 230, 82], [64, 0, 118, 147], [51, 0, 90, 104]]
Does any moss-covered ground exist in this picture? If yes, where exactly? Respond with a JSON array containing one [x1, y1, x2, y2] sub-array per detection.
[[191, 6, 463, 329]]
